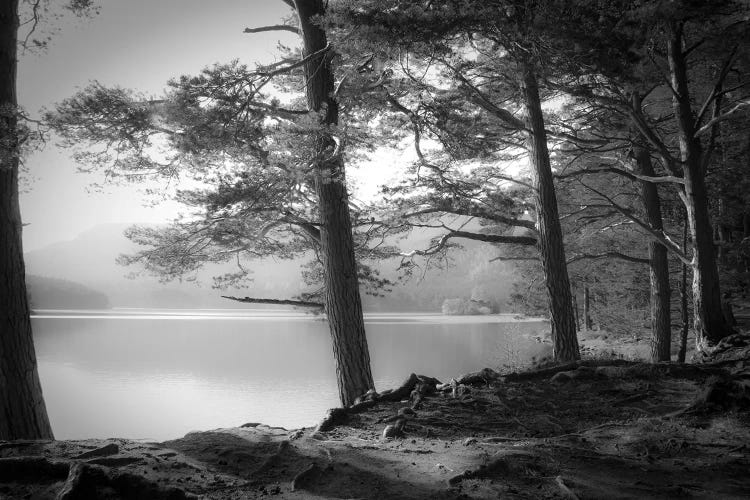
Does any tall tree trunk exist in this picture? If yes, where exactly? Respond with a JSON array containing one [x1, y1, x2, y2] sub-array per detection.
[[583, 286, 592, 331], [571, 284, 580, 331], [294, 0, 374, 406], [667, 23, 733, 352], [0, 0, 54, 440], [716, 199, 727, 264], [520, 60, 580, 362], [677, 215, 690, 363], [631, 96, 672, 361]]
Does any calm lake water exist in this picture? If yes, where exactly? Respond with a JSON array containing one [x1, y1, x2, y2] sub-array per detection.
[[32, 309, 550, 441]]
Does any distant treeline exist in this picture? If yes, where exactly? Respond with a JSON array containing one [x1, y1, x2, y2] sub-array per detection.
[[27, 275, 110, 310]]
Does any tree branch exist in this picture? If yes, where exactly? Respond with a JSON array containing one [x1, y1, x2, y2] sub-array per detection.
[[694, 100, 750, 138], [278, 212, 321, 244], [221, 296, 323, 308], [487, 172, 534, 190], [579, 180, 690, 265], [244, 24, 299, 35], [567, 252, 649, 265], [555, 165, 685, 185], [400, 229, 537, 260], [446, 230, 537, 246], [489, 255, 539, 262], [258, 44, 331, 78], [402, 206, 538, 232], [625, 106, 679, 175], [549, 81, 679, 174], [695, 45, 738, 126]]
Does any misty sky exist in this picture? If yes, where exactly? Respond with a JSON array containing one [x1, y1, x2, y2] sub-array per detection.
[[18, 0, 297, 250]]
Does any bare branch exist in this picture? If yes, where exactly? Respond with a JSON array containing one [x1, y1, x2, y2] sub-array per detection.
[[625, 106, 679, 175], [443, 230, 537, 247], [400, 228, 536, 261], [567, 252, 649, 265], [579, 180, 690, 265], [695, 45, 738, 125], [402, 206, 537, 232], [258, 44, 331, 78], [488, 172, 534, 190], [244, 24, 299, 35], [683, 38, 706, 57], [20, 0, 42, 51], [549, 81, 679, 174], [221, 296, 323, 308], [489, 255, 539, 262], [555, 165, 685, 185], [694, 100, 750, 138], [385, 93, 450, 182]]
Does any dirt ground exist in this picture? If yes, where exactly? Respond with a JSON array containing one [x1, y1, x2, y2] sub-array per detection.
[[1, 329, 749, 500]]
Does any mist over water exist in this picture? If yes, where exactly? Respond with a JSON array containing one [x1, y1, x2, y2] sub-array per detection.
[[33, 310, 550, 441]]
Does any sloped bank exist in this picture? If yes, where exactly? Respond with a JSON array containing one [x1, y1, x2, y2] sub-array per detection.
[[1, 337, 749, 499]]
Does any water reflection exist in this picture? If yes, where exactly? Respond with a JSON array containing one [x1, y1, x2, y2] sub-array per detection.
[[33, 311, 549, 440]]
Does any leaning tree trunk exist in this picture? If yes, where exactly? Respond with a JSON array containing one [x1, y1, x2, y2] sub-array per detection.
[[667, 23, 733, 352], [294, 0, 374, 406], [520, 60, 580, 362], [632, 100, 672, 361], [0, 0, 54, 440]]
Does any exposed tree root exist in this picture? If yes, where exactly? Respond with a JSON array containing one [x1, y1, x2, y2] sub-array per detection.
[[456, 368, 501, 386], [555, 475, 580, 499], [506, 359, 730, 384], [316, 373, 441, 434], [0, 456, 196, 499], [0, 456, 68, 481], [315, 408, 349, 433], [502, 359, 635, 382], [379, 373, 420, 402], [291, 462, 322, 491], [57, 463, 197, 500], [446, 453, 540, 486], [670, 375, 750, 416], [57, 463, 86, 500], [1, 359, 749, 499]]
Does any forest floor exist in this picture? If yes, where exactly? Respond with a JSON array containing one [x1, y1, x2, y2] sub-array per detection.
[[1, 329, 749, 499]]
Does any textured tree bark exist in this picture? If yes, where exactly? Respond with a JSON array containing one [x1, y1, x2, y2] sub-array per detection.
[[520, 60, 580, 362], [294, 0, 374, 406], [583, 286, 591, 331], [571, 285, 580, 331], [677, 215, 690, 363], [631, 100, 672, 362], [0, 0, 54, 439], [716, 199, 727, 264], [667, 23, 733, 352]]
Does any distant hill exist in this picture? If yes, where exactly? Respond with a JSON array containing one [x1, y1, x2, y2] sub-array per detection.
[[23, 223, 314, 309], [27, 275, 110, 309], [23, 223, 521, 312]]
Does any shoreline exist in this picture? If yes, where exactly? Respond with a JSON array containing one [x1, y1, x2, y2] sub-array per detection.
[[2, 347, 749, 498], [31, 308, 549, 322]]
